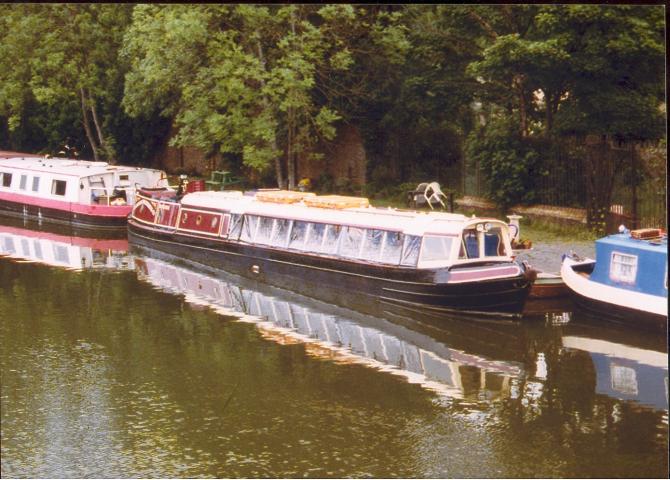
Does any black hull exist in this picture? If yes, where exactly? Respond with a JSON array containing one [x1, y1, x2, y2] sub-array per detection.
[[569, 289, 667, 332], [0, 199, 127, 230], [128, 220, 532, 318]]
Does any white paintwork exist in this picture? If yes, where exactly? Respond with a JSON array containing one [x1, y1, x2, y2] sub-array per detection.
[[0, 156, 168, 206], [180, 190, 514, 246], [561, 256, 667, 317]]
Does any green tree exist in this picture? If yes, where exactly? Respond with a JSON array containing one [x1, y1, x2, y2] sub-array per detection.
[[0, 4, 134, 161], [462, 5, 664, 230], [540, 5, 665, 232], [122, 4, 349, 189]]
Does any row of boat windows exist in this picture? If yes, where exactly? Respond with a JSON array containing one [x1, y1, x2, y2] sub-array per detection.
[[2, 236, 70, 263], [232, 214, 419, 265], [0, 172, 67, 196], [221, 214, 504, 264]]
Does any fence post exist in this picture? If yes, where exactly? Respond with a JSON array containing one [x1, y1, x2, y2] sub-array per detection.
[[631, 143, 639, 229]]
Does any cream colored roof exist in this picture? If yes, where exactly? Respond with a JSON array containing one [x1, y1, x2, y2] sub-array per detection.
[[181, 191, 506, 236], [0, 156, 163, 178]]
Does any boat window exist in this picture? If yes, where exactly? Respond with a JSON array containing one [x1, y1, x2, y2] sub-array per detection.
[[1, 172, 11, 187], [255, 216, 275, 245], [3, 237, 15, 253], [228, 214, 243, 239], [459, 229, 479, 259], [271, 219, 291, 247], [322, 224, 342, 254], [360, 229, 384, 261], [421, 235, 454, 262], [610, 365, 638, 395], [32, 176, 40, 192], [33, 240, 43, 259], [241, 215, 259, 243], [19, 174, 27, 190], [609, 252, 637, 284], [484, 227, 505, 256], [305, 223, 326, 252], [289, 221, 308, 250], [339, 226, 365, 258], [380, 231, 403, 264], [401, 235, 421, 266], [51, 179, 67, 196], [52, 244, 69, 264]]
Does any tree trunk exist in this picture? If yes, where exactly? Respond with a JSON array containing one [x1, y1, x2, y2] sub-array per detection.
[[80, 87, 99, 162], [515, 74, 528, 137], [287, 107, 296, 190], [89, 92, 111, 163], [256, 40, 284, 189], [287, 11, 297, 190], [544, 90, 554, 134]]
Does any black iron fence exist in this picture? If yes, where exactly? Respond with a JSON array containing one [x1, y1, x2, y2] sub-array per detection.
[[458, 140, 667, 230]]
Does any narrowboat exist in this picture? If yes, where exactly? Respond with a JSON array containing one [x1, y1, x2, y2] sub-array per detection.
[[0, 156, 169, 229], [561, 227, 668, 329], [127, 189, 535, 318]]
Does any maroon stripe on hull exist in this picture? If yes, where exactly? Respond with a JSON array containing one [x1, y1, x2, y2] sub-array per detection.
[[178, 208, 222, 235]]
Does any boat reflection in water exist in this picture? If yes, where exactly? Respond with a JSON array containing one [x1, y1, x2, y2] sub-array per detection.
[[131, 244, 527, 402], [131, 243, 669, 412], [1, 216, 666, 413], [561, 319, 668, 411], [0, 216, 132, 271]]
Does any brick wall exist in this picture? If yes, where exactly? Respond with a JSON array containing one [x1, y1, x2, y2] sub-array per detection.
[[298, 124, 367, 186]]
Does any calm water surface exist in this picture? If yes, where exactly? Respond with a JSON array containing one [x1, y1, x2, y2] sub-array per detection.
[[1, 221, 667, 478]]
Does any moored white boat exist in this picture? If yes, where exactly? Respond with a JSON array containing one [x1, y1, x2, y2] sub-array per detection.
[[128, 188, 536, 318], [560, 228, 668, 329], [0, 156, 169, 229]]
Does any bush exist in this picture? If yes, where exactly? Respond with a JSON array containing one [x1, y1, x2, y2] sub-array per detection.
[[465, 118, 546, 209]]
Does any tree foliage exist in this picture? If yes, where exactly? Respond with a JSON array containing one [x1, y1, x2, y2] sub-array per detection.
[[0, 4, 665, 213]]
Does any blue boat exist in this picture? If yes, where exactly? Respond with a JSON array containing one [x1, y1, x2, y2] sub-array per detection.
[[561, 227, 667, 329]]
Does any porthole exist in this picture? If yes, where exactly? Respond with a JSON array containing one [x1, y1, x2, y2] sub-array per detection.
[[196, 215, 203, 226], [211, 216, 219, 228], [182, 213, 188, 223]]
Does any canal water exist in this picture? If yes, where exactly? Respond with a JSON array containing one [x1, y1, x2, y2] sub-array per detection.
[[1, 220, 667, 478]]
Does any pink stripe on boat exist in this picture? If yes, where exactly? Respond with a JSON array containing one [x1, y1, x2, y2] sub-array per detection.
[[0, 191, 131, 217], [449, 266, 520, 283]]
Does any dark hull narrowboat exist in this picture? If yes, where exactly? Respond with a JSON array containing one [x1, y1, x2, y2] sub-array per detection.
[[561, 228, 668, 331], [0, 156, 169, 230], [127, 190, 535, 318]]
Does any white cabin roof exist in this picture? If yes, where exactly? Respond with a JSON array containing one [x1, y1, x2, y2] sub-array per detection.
[[0, 156, 162, 178], [181, 191, 505, 237]]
